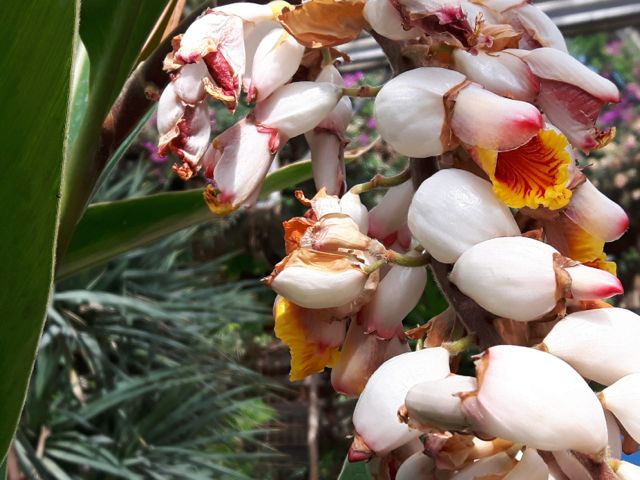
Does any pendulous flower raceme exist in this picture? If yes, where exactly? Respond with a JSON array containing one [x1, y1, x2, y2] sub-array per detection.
[[155, 0, 634, 476]]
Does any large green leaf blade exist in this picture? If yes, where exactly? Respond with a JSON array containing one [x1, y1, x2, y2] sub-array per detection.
[[58, 159, 315, 278], [0, 0, 77, 462]]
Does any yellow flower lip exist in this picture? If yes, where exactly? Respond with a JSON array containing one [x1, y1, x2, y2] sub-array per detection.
[[203, 184, 238, 216], [475, 129, 573, 211]]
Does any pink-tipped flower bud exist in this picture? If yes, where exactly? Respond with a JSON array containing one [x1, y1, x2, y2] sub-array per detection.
[[542, 308, 640, 386], [352, 347, 451, 456], [368, 180, 414, 241], [453, 49, 539, 102], [451, 84, 543, 151], [599, 373, 640, 444], [520, 47, 619, 150], [374, 67, 466, 157], [247, 27, 304, 102], [361, 264, 427, 339], [396, 451, 435, 480], [408, 169, 520, 263], [331, 319, 409, 397], [564, 264, 623, 301], [254, 81, 342, 142], [450, 237, 622, 322], [404, 374, 476, 432], [504, 448, 548, 480], [461, 345, 608, 454], [564, 179, 629, 242], [364, 0, 421, 40]]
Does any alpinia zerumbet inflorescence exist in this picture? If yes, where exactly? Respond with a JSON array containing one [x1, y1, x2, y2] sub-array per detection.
[[156, 0, 635, 477]]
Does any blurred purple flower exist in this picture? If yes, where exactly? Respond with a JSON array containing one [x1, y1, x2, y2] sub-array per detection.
[[605, 40, 623, 56], [343, 71, 365, 88], [357, 133, 370, 145], [143, 141, 168, 164], [366, 117, 376, 129]]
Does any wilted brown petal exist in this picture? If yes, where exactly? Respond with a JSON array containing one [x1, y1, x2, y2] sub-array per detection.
[[277, 0, 366, 48]]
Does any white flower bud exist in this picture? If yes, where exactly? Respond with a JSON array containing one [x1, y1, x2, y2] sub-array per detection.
[[352, 347, 451, 455], [453, 49, 539, 102], [254, 81, 342, 140], [364, 0, 421, 40], [173, 61, 210, 105], [404, 374, 476, 432], [451, 452, 516, 480], [374, 67, 466, 157], [361, 264, 427, 339], [368, 180, 414, 241], [504, 448, 548, 480], [450, 237, 621, 322], [564, 179, 629, 242], [542, 308, 640, 386], [248, 27, 305, 102], [451, 84, 543, 151], [396, 451, 435, 480], [461, 345, 608, 454], [408, 169, 520, 263], [339, 192, 369, 234], [600, 373, 640, 444], [450, 237, 558, 321]]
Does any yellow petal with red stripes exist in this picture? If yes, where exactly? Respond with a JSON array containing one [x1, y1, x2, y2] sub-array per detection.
[[477, 129, 573, 210]]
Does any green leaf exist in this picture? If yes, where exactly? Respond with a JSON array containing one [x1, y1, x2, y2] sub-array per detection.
[[0, 0, 78, 462], [58, 158, 315, 279], [58, 0, 168, 259], [337, 457, 371, 480]]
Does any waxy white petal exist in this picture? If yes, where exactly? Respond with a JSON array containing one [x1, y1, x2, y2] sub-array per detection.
[[272, 266, 368, 309], [551, 451, 591, 480], [606, 410, 622, 459], [510, 3, 568, 52], [331, 319, 409, 397], [374, 67, 466, 157], [396, 451, 435, 480], [254, 81, 342, 139], [173, 61, 210, 105], [612, 460, 640, 480], [462, 345, 607, 453], [451, 452, 516, 480], [542, 308, 640, 386], [450, 237, 558, 322], [453, 49, 539, 102], [364, 0, 421, 40], [307, 131, 346, 196], [353, 347, 451, 455], [564, 179, 629, 242], [157, 82, 185, 137], [361, 265, 427, 339], [404, 374, 476, 431], [451, 84, 543, 151], [340, 192, 369, 234], [408, 169, 520, 263], [600, 373, 640, 444], [249, 27, 304, 102], [565, 264, 623, 301], [523, 48, 619, 102], [505, 448, 548, 480], [368, 180, 414, 241], [204, 119, 272, 212]]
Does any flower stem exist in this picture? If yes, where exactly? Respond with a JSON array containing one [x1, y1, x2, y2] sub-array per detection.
[[350, 168, 411, 195], [385, 250, 430, 267], [342, 85, 382, 97], [364, 258, 386, 275], [442, 335, 477, 355], [321, 47, 333, 67]]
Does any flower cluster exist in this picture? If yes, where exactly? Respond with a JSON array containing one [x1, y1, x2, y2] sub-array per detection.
[[156, 0, 636, 476]]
